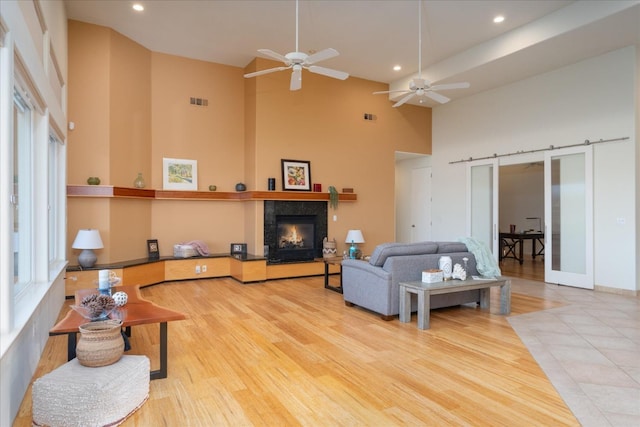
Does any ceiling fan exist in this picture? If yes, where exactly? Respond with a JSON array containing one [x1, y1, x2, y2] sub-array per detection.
[[243, 0, 349, 91], [374, 1, 469, 107]]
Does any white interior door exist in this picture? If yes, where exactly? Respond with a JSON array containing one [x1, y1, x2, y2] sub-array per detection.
[[467, 160, 499, 257], [544, 146, 593, 288], [410, 167, 431, 242]]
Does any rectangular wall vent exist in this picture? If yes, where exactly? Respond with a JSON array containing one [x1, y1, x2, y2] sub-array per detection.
[[190, 97, 208, 107]]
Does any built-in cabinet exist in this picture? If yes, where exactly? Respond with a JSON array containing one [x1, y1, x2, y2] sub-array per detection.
[[65, 185, 348, 295], [65, 256, 340, 297]]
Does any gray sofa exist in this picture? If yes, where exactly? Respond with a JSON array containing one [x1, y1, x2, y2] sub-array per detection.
[[342, 241, 480, 320]]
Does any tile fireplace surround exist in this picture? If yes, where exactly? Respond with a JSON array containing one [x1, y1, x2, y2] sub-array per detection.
[[264, 200, 328, 263]]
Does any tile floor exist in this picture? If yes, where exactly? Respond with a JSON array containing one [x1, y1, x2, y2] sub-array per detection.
[[508, 279, 640, 427]]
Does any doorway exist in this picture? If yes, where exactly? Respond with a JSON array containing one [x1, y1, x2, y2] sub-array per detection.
[[499, 162, 544, 281], [395, 152, 431, 243], [468, 145, 594, 288]]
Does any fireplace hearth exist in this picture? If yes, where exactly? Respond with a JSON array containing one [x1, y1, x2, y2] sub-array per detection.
[[264, 201, 327, 263]]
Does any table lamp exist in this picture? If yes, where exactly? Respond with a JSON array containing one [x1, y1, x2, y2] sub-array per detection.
[[345, 229, 365, 259], [72, 229, 103, 268]]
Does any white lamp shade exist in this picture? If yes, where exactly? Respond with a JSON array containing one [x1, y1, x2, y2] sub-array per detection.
[[345, 229, 365, 244], [72, 229, 104, 249]]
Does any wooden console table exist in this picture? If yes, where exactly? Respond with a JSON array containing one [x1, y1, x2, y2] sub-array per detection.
[[49, 285, 187, 380], [399, 278, 511, 330]]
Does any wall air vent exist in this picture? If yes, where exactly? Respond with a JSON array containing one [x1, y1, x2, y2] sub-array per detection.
[[189, 97, 208, 107]]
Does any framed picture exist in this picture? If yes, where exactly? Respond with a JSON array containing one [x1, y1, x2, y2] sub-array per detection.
[[147, 239, 159, 259], [281, 159, 311, 191], [163, 158, 198, 190], [230, 243, 247, 255]]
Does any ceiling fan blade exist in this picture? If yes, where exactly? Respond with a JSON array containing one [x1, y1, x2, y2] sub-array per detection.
[[308, 65, 349, 80], [257, 49, 289, 64], [306, 48, 339, 65], [393, 92, 416, 108], [290, 67, 302, 91], [424, 91, 451, 104], [429, 82, 470, 91], [243, 67, 288, 78], [373, 89, 412, 95]]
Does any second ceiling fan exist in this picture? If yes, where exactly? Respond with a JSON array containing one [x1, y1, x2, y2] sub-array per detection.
[[374, 1, 470, 107], [243, 0, 349, 91]]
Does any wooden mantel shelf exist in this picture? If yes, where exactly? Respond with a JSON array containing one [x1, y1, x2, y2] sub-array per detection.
[[67, 185, 357, 202]]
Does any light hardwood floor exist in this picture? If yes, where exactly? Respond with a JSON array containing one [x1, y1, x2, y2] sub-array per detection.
[[15, 274, 577, 426], [499, 257, 545, 282]]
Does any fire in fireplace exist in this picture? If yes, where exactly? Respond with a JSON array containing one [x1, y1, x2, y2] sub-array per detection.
[[275, 215, 315, 261]]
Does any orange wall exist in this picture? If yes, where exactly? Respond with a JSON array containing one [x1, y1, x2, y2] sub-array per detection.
[[67, 21, 431, 263], [67, 20, 152, 262], [246, 57, 431, 254]]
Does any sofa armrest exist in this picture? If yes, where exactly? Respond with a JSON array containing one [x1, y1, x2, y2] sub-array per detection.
[[342, 259, 390, 280], [342, 259, 394, 316]]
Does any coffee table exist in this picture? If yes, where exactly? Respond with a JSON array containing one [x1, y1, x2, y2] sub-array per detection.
[[49, 284, 187, 380], [399, 277, 511, 329]]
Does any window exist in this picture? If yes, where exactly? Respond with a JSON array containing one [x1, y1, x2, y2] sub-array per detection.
[[12, 88, 34, 295], [48, 132, 62, 266]]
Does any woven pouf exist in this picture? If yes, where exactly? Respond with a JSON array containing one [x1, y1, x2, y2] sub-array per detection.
[[32, 355, 150, 427]]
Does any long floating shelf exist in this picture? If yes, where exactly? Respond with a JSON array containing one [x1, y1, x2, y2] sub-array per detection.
[[67, 185, 357, 202]]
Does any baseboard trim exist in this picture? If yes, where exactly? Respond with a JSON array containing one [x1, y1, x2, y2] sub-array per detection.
[[594, 284, 638, 297]]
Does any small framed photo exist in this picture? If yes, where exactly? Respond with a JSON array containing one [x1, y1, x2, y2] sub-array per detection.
[[163, 158, 198, 190], [230, 243, 247, 255], [281, 159, 311, 191], [147, 239, 159, 259]]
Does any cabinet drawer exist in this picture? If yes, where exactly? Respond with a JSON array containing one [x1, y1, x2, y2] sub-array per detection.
[[122, 262, 165, 286]]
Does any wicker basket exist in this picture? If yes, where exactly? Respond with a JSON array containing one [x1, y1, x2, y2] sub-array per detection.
[[322, 237, 337, 258], [76, 319, 124, 367]]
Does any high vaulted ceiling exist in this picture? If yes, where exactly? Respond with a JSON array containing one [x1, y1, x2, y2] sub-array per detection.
[[64, 0, 640, 107]]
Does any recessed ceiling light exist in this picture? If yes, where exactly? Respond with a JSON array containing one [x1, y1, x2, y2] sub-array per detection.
[[393, 65, 402, 71], [493, 15, 505, 24], [133, 4, 144, 12]]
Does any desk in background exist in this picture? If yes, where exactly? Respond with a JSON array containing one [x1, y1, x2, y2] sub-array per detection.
[[499, 232, 544, 265]]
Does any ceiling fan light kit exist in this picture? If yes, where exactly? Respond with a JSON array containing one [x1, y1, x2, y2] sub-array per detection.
[[243, 0, 349, 91], [373, 1, 470, 107]]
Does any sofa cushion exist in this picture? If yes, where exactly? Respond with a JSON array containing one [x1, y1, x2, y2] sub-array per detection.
[[369, 242, 438, 267], [437, 242, 469, 253]]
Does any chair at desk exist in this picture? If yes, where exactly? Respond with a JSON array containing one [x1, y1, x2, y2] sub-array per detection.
[[500, 236, 521, 262], [533, 236, 545, 259]]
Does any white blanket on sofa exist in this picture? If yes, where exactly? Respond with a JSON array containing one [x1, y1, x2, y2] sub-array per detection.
[[458, 236, 502, 277]]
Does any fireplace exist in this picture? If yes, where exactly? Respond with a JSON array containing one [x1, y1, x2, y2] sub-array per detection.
[[276, 215, 315, 261], [264, 201, 327, 263]]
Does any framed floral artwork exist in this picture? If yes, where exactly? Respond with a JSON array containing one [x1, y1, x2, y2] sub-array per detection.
[[163, 158, 197, 190], [281, 159, 311, 191]]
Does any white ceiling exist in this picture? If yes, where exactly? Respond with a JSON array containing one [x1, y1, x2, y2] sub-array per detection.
[[64, 0, 640, 107]]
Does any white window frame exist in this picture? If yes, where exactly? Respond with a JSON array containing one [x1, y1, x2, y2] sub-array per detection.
[[2, 50, 52, 336], [12, 86, 35, 298], [47, 129, 66, 278]]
